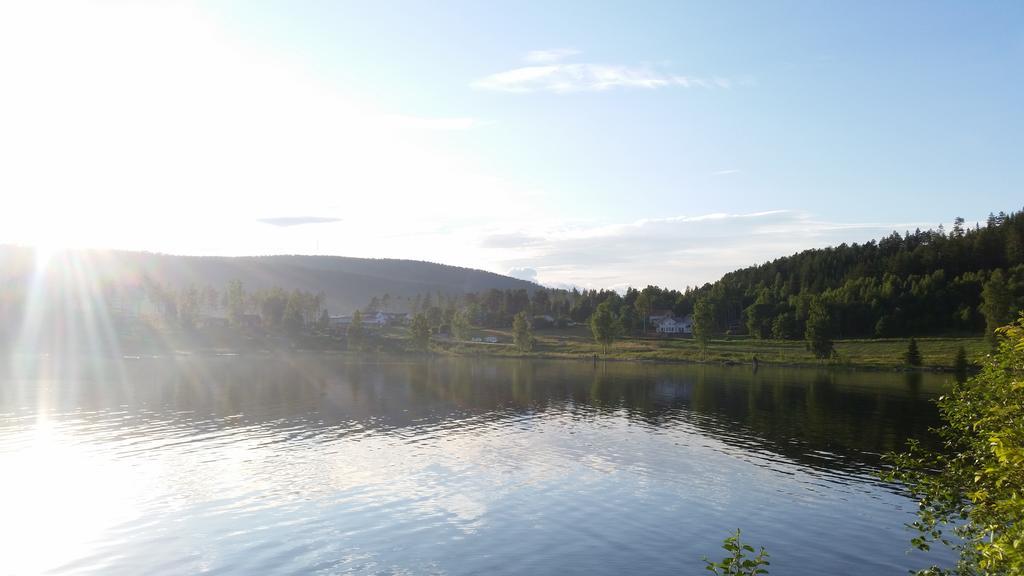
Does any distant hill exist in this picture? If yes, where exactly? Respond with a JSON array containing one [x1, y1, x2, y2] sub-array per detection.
[[0, 247, 538, 314]]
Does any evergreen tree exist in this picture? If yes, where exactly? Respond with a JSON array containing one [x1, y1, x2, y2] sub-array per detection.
[[953, 345, 969, 383], [178, 285, 201, 330], [347, 309, 365, 350], [409, 313, 431, 351], [745, 296, 774, 339], [283, 291, 305, 336], [905, 338, 922, 366], [618, 305, 638, 336], [261, 289, 288, 328], [981, 269, 1013, 343], [805, 299, 834, 359], [226, 279, 246, 326], [692, 297, 715, 358], [512, 311, 533, 352]]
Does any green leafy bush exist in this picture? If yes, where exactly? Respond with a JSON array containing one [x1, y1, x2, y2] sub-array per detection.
[[703, 530, 769, 575], [884, 315, 1024, 575]]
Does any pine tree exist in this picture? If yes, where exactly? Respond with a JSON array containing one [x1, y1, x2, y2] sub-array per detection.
[[692, 297, 716, 358], [981, 269, 1013, 344], [953, 346, 969, 383], [905, 338, 922, 366], [347, 309, 365, 350], [409, 313, 431, 351]]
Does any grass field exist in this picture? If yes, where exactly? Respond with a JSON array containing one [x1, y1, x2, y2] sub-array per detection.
[[432, 325, 989, 371]]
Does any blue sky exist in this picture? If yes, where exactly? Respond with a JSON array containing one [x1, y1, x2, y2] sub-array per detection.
[[1, 1, 1021, 289]]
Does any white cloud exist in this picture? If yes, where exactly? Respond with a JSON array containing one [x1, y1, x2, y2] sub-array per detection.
[[507, 267, 538, 282], [474, 50, 743, 93], [524, 48, 581, 63], [474, 64, 736, 93]]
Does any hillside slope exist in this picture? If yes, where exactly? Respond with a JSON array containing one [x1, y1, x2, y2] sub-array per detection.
[[0, 247, 538, 314], [684, 209, 1024, 338]]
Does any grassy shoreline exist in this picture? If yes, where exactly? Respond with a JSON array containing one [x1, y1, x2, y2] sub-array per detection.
[[429, 326, 989, 372], [19, 322, 986, 373]]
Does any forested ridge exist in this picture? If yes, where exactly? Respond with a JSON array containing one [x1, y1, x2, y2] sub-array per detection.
[[679, 209, 1024, 339]]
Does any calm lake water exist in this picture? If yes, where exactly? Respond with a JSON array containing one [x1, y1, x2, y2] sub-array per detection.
[[0, 355, 954, 575]]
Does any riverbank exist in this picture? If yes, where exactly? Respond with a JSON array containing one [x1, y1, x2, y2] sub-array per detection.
[[8, 321, 987, 373], [431, 326, 989, 372]]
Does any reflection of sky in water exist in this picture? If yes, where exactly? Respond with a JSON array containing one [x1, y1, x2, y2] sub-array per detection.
[[0, 355, 952, 575]]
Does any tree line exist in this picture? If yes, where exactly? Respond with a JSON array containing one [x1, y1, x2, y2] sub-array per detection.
[[437, 209, 1024, 341], [690, 209, 1024, 342]]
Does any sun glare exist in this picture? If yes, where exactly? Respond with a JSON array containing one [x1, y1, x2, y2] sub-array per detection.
[[32, 243, 62, 270], [0, 419, 143, 575]]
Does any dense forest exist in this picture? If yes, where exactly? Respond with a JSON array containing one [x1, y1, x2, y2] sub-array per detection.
[[689, 209, 1024, 339]]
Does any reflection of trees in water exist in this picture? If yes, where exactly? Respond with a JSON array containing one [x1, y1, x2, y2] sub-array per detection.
[[2, 355, 946, 475]]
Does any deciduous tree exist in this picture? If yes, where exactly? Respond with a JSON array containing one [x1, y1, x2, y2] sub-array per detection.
[[512, 311, 533, 352], [884, 315, 1024, 575], [347, 309, 365, 350], [804, 299, 834, 360], [590, 302, 618, 354], [692, 297, 715, 358], [410, 313, 431, 351]]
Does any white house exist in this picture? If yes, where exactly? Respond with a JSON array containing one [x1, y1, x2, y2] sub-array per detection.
[[655, 314, 693, 335], [328, 311, 404, 331]]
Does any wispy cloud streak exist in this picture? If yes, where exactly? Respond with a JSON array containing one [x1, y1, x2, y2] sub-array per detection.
[[474, 51, 746, 93], [524, 48, 580, 63]]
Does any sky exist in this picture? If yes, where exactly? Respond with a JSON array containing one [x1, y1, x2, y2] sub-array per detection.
[[1, 1, 1022, 290]]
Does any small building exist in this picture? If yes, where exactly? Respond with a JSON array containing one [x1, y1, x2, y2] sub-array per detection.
[[328, 311, 407, 333], [327, 315, 351, 330], [655, 314, 693, 335], [532, 314, 555, 328]]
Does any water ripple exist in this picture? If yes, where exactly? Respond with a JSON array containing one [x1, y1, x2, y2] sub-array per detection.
[[0, 355, 951, 575]]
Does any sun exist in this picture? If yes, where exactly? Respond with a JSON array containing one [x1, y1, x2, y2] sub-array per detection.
[[32, 242, 62, 268]]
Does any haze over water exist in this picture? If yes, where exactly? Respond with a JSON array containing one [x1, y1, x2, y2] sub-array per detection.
[[0, 355, 951, 575]]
